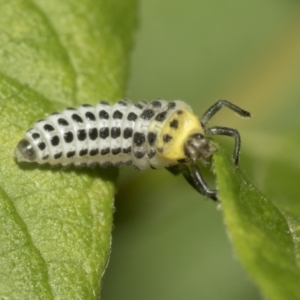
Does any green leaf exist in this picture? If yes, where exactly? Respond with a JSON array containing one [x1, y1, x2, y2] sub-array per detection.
[[214, 146, 300, 300], [0, 0, 137, 299], [102, 1, 300, 299]]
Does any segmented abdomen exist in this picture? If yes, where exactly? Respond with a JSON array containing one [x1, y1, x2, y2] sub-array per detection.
[[22, 99, 192, 170]]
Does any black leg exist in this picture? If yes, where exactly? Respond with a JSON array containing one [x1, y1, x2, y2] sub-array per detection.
[[201, 100, 251, 126], [167, 163, 217, 201], [189, 163, 217, 201], [206, 126, 241, 166], [167, 164, 199, 188], [183, 163, 217, 201]]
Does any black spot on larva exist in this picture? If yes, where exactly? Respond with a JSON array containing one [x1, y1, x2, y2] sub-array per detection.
[[67, 151, 75, 158], [125, 160, 132, 165], [169, 119, 179, 129], [123, 128, 133, 139], [85, 112, 96, 121], [112, 148, 121, 155], [177, 110, 183, 115], [32, 133, 40, 140], [99, 127, 109, 139], [79, 161, 89, 170], [155, 111, 167, 122], [133, 132, 146, 146], [38, 142, 46, 150], [89, 128, 98, 140], [114, 161, 123, 167], [72, 114, 83, 123], [42, 155, 49, 160], [147, 132, 157, 146], [141, 109, 155, 120], [134, 151, 145, 159], [66, 107, 76, 110], [64, 132, 73, 143], [101, 161, 112, 167], [123, 146, 131, 154], [157, 147, 164, 153], [99, 101, 110, 106], [79, 149, 88, 156], [77, 129, 87, 141], [58, 118, 69, 126], [51, 112, 59, 115], [76, 163, 86, 168], [82, 104, 92, 107], [99, 110, 109, 119], [88, 162, 98, 168], [163, 134, 172, 143], [90, 149, 99, 156], [127, 112, 137, 121], [134, 103, 143, 109], [118, 100, 128, 106], [168, 102, 176, 109], [54, 152, 62, 159], [148, 150, 156, 158], [51, 136, 60, 146], [111, 127, 121, 138], [151, 100, 162, 108], [101, 148, 110, 155], [43, 124, 55, 131], [113, 110, 123, 119]]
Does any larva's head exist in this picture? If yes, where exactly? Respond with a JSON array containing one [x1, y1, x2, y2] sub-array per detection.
[[14, 139, 37, 162], [183, 133, 216, 162]]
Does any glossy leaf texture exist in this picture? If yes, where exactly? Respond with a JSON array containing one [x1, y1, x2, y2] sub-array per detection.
[[0, 0, 137, 299]]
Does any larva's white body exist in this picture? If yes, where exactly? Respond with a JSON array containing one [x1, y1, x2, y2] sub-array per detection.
[[15, 99, 193, 170], [15, 99, 251, 200]]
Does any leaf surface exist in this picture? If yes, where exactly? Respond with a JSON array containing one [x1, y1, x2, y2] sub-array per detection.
[[0, 0, 137, 298], [214, 147, 300, 300]]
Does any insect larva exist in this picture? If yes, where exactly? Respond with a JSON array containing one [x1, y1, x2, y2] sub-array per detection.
[[14, 99, 251, 201]]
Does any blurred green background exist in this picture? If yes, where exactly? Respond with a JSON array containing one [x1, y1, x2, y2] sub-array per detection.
[[102, 0, 300, 299]]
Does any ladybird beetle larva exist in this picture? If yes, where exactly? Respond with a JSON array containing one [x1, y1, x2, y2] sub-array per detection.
[[14, 99, 250, 201]]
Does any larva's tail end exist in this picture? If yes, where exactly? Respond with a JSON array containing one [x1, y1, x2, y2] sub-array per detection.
[[14, 139, 37, 162]]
